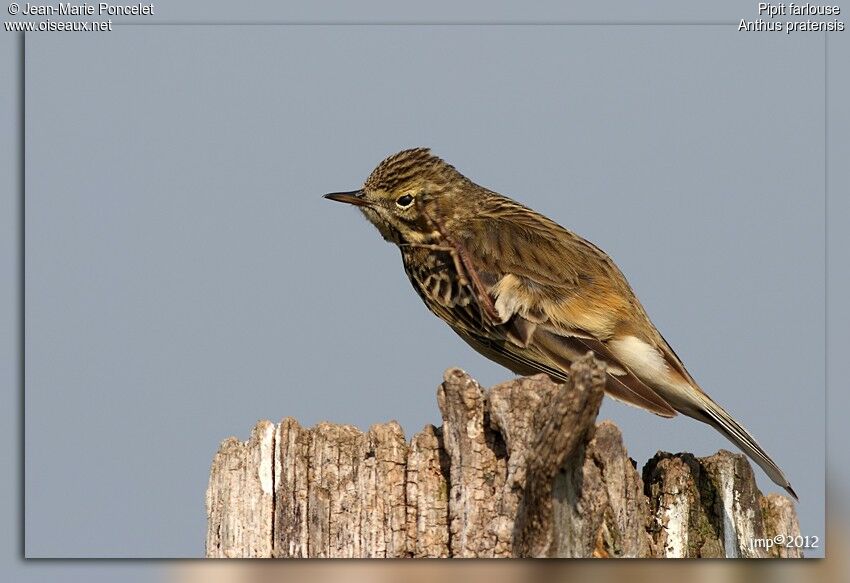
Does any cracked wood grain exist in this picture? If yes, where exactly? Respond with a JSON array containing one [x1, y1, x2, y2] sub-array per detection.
[[206, 355, 801, 558]]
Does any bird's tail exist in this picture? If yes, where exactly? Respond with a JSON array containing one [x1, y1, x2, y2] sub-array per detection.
[[683, 390, 797, 500]]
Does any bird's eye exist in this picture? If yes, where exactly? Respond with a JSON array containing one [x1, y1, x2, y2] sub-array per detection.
[[395, 194, 415, 209]]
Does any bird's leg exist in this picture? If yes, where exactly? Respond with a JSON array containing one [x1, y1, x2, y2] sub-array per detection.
[[451, 240, 502, 324], [415, 199, 501, 325], [398, 242, 470, 287]]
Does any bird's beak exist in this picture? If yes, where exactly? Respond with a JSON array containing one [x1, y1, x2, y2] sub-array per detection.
[[323, 189, 372, 207]]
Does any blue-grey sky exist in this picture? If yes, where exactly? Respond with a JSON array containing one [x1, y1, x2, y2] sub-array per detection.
[[3, 2, 845, 569]]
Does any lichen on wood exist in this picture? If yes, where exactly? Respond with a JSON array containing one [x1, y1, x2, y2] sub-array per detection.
[[205, 354, 801, 558]]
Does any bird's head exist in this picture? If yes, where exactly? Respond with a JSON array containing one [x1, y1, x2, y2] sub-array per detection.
[[324, 148, 471, 245]]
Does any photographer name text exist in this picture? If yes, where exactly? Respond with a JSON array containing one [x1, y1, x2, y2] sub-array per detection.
[[16, 2, 153, 16]]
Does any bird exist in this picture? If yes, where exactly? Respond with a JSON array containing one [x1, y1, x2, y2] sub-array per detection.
[[323, 147, 796, 500]]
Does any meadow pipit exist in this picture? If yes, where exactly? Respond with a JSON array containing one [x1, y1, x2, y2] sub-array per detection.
[[324, 148, 796, 499]]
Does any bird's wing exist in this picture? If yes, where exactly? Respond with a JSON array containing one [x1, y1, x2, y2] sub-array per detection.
[[449, 194, 678, 418]]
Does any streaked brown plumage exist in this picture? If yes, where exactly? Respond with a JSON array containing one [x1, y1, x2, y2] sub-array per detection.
[[324, 147, 796, 499]]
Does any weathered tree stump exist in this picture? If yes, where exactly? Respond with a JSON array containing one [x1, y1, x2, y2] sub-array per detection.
[[205, 354, 801, 558]]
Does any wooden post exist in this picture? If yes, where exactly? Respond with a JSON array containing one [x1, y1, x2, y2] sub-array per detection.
[[205, 355, 801, 558]]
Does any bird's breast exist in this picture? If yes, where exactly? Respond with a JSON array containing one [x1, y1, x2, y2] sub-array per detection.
[[401, 250, 474, 310]]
